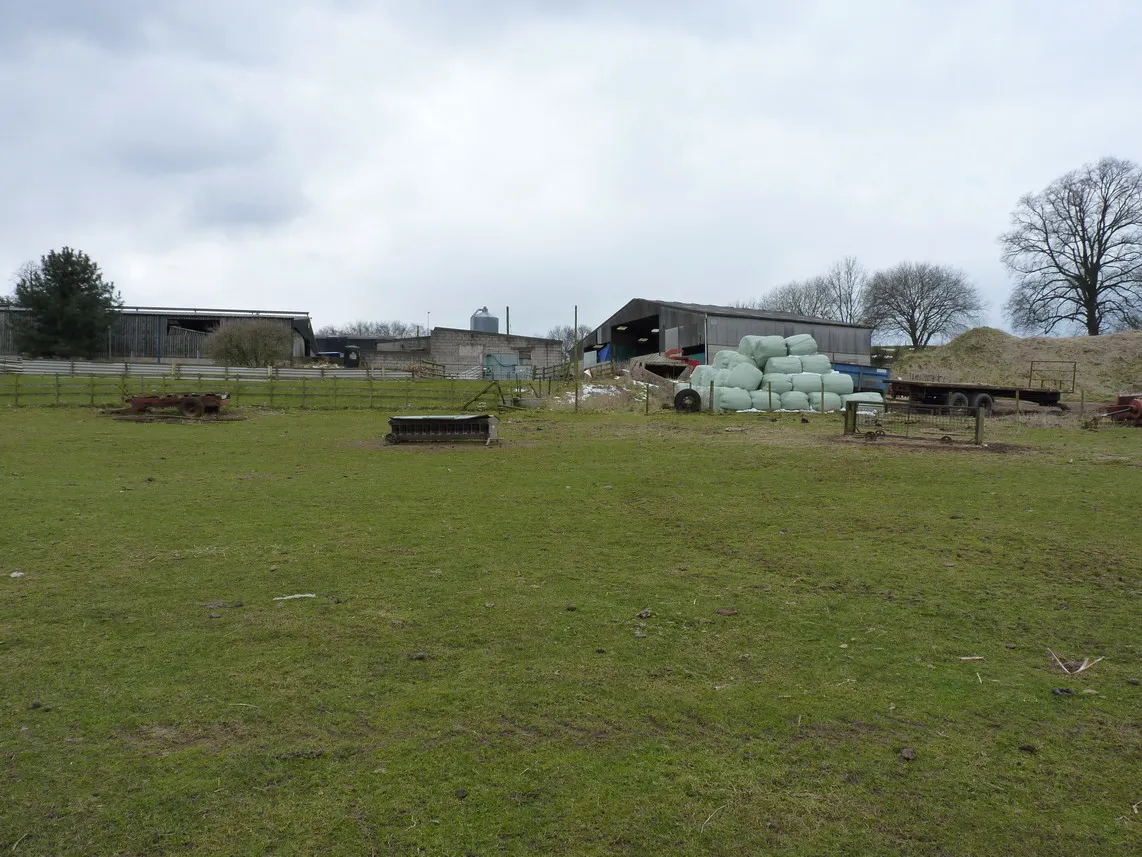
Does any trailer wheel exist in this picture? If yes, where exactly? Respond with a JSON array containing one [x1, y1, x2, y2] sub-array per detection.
[[946, 391, 969, 414], [181, 398, 205, 418], [674, 389, 703, 413], [969, 392, 994, 415]]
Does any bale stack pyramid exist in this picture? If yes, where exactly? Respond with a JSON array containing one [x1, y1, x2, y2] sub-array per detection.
[[676, 334, 886, 413]]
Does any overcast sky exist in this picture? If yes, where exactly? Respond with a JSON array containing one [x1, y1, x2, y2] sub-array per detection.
[[2, 1, 1139, 336]]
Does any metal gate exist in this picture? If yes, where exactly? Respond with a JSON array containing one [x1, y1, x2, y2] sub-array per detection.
[[844, 400, 984, 445]]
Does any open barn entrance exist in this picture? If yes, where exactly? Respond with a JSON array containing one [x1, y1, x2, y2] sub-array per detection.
[[610, 314, 660, 362]]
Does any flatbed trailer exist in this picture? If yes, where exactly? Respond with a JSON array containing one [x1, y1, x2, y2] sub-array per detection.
[[888, 379, 1065, 413]]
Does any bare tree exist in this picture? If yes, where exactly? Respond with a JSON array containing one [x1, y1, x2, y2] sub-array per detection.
[[1001, 157, 1142, 335], [546, 323, 593, 360], [737, 257, 869, 322], [207, 320, 293, 367], [316, 320, 418, 337], [863, 262, 984, 348], [823, 256, 869, 324], [746, 276, 834, 317]]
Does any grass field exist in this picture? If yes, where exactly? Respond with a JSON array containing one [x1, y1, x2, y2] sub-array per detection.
[[0, 373, 549, 411], [1, 406, 1140, 856]]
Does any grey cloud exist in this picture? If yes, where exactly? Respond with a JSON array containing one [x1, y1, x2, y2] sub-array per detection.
[[0, 0, 157, 51], [0, 0, 289, 63], [1, 0, 1141, 334], [185, 173, 309, 231]]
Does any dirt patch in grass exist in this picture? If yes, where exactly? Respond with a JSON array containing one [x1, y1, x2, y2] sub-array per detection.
[[790, 719, 884, 745], [830, 435, 1029, 454], [121, 722, 248, 756], [350, 439, 503, 452]]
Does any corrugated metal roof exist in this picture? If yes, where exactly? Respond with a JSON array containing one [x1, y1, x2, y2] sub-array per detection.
[[119, 306, 310, 318], [648, 299, 870, 330]]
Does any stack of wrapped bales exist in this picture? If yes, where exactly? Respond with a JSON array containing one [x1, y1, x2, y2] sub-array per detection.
[[675, 334, 886, 413]]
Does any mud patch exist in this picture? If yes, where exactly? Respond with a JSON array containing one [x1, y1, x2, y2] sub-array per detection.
[[350, 439, 503, 452], [121, 722, 247, 756], [108, 412, 246, 423], [831, 435, 1029, 454]]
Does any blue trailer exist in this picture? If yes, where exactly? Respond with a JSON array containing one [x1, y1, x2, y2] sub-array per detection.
[[832, 362, 891, 394]]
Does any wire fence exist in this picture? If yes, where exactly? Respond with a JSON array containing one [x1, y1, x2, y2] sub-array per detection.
[[0, 373, 573, 412], [0, 357, 413, 380], [843, 400, 984, 444]]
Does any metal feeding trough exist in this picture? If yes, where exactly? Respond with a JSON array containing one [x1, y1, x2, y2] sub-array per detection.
[[384, 414, 500, 445]]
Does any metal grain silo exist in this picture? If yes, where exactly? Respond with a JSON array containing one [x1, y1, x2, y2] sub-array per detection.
[[470, 307, 499, 333]]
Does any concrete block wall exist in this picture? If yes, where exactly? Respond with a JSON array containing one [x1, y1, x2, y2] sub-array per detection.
[[425, 328, 564, 374]]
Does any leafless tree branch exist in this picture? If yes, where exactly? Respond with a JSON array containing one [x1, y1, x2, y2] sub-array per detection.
[[1001, 157, 1142, 335]]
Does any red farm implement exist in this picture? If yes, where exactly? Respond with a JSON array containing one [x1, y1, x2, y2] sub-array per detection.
[[1100, 394, 1142, 427], [125, 392, 230, 419]]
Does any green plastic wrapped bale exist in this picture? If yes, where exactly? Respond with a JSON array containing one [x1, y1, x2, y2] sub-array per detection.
[[715, 386, 753, 412], [760, 373, 794, 394], [780, 390, 811, 411], [738, 335, 787, 364], [714, 368, 732, 387], [791, 372, 828, 393], [749, 387, 784, 411], [689, 365, 717, 389], [799, 353, 832, 374], [764, 355, 802, 374], [809, 392, 844, 412], [819, 371, 854, 395], [841, 392, 886, 412], [712, 349, 754, 370], [785, 333, 818, 356], [725, 362, 764, 391]]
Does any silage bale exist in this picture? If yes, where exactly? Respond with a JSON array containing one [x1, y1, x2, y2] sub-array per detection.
[[738, 335, 787, 364], [791, 372, 828, 393], [785, 333, 818, 356], [808, 392, 844, 412], [714, 368, 732, 387], [764, 355, 802, 374], [760, 373, 794, 394], [799, 353, 832, 374], [689, 365, 717, 389], [715, 386, 753, 411], [749, 387, 784, 411], [725, 361, 764, 391], [819, 371, 854, 396], [780, 390, 811, 411], [841, 392, 886, 412], [712, 350, 753, 370]]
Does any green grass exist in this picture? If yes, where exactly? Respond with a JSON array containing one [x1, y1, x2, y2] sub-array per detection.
[[0, 374, 567, 410], [1, 408, 1140, 856]]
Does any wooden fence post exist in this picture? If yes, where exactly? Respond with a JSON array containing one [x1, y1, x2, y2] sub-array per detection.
[[54, 374, 61, 405], [13, 373, 20, 406], [89, 375, 96, 406], [301, 377, 308, 408]]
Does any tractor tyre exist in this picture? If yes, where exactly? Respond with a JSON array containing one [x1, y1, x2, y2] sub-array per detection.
[[674, 389, 703, 413]]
